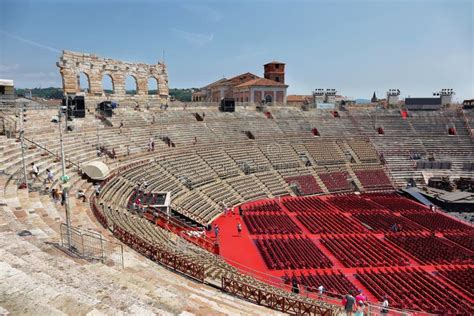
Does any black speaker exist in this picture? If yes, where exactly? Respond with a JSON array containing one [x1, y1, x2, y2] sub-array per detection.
[[97, 101, 113, 117], [74, 110, 86, 118], [219, 98, 235, 112], [75, 96, 85, 111]]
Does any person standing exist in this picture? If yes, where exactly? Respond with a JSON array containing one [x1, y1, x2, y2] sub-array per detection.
[[343, 291, 356, 316], [355, 301, 365, 316], [291, 277, 299, 294], [356, 290, 367, 305], [237, 222, 242, 236], [381, 296, 389, 316], [317, 285, 325, 298], [214, 225, 219, 239]]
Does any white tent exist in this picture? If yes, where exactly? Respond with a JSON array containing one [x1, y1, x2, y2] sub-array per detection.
[[82, 161, 110, 180]]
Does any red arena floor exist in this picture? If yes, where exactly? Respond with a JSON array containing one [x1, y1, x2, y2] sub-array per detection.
[[210, 193, 474, 315]]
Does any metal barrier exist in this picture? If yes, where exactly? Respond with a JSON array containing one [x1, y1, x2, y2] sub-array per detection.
[[60, 223, 123, 268]]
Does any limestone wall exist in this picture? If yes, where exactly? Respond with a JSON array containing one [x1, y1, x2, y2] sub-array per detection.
[[57, 50, 169, 105]]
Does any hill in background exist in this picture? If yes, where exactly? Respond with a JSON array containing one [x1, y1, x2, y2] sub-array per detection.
[[14, 87, 195, 102]]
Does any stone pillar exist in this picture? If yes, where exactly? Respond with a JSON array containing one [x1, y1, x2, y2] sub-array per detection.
[[136, 76, 147, 95], [113, 73, 126, 96], [60, 68, 78, 94]]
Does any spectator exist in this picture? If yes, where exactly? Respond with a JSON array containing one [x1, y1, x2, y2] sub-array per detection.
[[119, 121, 123, 134], [127, 145, 131, 156], [60, 190, 66, 206], [51, 188, 60, 203], [134, 197, 142, 212], [390, 223, 399, 233], [237, 222, 242, 236], [214, 224, 219, 238], [356, 290, 367, 305], [291, 277, 299, 294], [94, 183, 101, 197], [151, 139, 155, 151], [45, 168, 54, 184], [342, 292, 355, 316], [111, 148, 116, 159], [355, 301, 365, 316], [381, 296, 389, 316], [317, 285, 325, 298], [96, 147, 101, 157], [148, 137, 153, 151], [238, 205, 243, 216], [76, 189, 87, 203], [30, 162, 39, 179]]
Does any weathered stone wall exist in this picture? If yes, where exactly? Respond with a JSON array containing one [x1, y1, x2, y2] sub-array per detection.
[[57, 50, 169, 105]]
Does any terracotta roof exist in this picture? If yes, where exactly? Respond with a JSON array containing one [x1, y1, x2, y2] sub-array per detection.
[[202, 78, 228, 89], [235, 78, 288, 88], [287, 95, 312, 102], [264, 61, 285, 65]]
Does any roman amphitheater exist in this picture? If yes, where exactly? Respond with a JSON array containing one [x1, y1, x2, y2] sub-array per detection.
[[0, 52, 473, 316]]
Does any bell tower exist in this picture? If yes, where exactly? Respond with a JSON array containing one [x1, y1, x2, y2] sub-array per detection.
[[264, 61, 285, 84]]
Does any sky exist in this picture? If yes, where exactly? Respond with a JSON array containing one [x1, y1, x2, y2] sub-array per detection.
[[0, 0, 472, 101]]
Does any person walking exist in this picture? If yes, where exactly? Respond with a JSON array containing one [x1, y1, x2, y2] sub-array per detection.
[[342, 291, 356, 316], [237, 222, 242, 236], [45, 168, 54, 184], [30, 162, 39, 179], [119, 120, 124, 134]]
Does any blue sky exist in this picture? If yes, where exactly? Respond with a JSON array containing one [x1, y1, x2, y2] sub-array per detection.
[[0, 0, 472, 100]]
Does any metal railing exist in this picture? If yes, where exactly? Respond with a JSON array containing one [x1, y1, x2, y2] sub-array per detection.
[[23, 136, 81, 170], [60, 223, 123, 268]]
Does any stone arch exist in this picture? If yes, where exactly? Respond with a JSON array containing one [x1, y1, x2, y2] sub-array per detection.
[[102, 73, 115, 95], [148, 77, 159, 95], [77, 71, 90, 93], [125, 74, 138, 95], [58, 51, 169, 103]]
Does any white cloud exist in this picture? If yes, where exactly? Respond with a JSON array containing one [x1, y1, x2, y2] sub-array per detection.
[[172, 28, 214, 46], [0, 30, 60, 54], [0, 63, 19, 72]]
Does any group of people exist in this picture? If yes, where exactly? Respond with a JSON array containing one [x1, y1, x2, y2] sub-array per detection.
[[96, 146, 116, 160], [343, 290, 389, 316]]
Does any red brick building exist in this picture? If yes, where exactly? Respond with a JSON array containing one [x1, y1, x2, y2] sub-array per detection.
[[192, 61, 288, 104]]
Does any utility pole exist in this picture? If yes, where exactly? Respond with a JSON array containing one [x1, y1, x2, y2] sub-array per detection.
[[59, 93, 72, 248], [19, 103, 29, 192]]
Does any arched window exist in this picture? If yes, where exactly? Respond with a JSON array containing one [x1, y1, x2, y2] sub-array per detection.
[[125, 75, 138, 95], [148, 77, 159, 95], [77, 72, 90, 93], [102, 74, 114, 95], [265, 94, 273, 104]]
